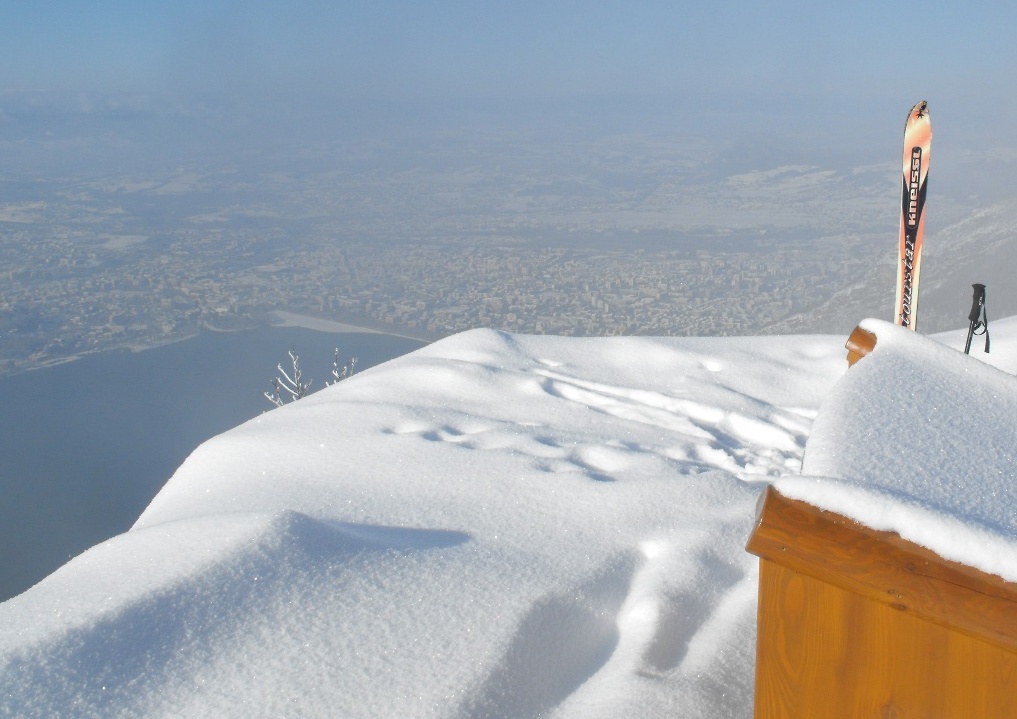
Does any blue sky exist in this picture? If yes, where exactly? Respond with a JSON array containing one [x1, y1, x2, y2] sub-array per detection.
[[2, 1, 1017, 149], [4, 2, 1016, 98]]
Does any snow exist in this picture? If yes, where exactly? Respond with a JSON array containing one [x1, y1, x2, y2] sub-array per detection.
[[777, 315, 1017, 583], [1, 320, 1015, 717]]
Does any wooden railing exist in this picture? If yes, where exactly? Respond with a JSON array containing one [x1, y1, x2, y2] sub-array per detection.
[[747, 486, 1017, 717], [746, 321, 1017, 716]]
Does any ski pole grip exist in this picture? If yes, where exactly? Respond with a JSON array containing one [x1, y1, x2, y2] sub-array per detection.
[[968, 284, 986, 323], [846, 325, 877, 367]]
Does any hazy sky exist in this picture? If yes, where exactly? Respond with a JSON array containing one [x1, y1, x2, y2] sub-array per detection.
[[3, 2, 1017, 153]]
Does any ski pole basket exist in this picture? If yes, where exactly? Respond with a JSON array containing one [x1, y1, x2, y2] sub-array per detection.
[[964, 283, 990, 354]]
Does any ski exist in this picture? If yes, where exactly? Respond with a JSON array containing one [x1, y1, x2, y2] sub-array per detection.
[[894, 100, 932, 330]]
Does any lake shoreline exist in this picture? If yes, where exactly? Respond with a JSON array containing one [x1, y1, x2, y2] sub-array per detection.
[[266, 310, 437, 344], [0, 324, 427, 603], [1, 310, 437, 380]]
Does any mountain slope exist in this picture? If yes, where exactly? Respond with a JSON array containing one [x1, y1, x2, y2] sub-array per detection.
[[765, 199, 1017, 336]]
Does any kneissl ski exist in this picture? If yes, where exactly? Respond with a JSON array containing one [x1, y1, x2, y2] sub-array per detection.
[[894, 100, 932, 330]]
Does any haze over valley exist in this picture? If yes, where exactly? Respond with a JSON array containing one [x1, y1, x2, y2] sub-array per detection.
[[6, 98, 1017, 378], [6, 1, 1017, 375]]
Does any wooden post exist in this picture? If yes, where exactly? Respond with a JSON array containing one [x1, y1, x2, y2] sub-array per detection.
[[747, 486, 1017, 718], [845, 326, 876, 367]]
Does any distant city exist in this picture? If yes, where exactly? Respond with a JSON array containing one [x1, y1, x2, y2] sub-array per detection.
[[0, 129, 945, 377]]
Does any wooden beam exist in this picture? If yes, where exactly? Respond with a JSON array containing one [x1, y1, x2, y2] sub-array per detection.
[[845, 325, 876, 367], [747, 486, 1017, 652]]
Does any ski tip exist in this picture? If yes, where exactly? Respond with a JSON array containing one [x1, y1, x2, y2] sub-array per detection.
[[905, 101, 930, 135]]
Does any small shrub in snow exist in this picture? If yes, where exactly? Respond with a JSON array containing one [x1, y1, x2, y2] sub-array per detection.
[[265, 349, 312, 407], [265, 347, 357, 407], [328, 348, 358, 386]]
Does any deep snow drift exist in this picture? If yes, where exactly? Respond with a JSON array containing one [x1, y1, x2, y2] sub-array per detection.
[[2, 319, 1016, 718], [778, 317, 1017, 583]]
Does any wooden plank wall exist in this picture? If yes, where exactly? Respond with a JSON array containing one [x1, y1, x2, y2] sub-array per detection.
[[748, 488, 1017, 718], [754, 559, 1017, 718]]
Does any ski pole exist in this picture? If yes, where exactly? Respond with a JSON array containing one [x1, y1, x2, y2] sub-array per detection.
[[964, 283, 989, 354]]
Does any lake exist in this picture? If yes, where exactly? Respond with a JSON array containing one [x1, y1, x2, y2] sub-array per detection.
[[0, 325, 425, 602]]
